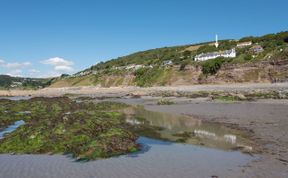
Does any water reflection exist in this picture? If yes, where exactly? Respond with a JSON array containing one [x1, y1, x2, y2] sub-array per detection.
[[123, 106, 252, 151]]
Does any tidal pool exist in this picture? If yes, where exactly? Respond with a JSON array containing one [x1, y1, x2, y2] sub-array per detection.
[[123, 106, 253, 152], [100, 97, 253, 152], [0, 120, 25, 139]]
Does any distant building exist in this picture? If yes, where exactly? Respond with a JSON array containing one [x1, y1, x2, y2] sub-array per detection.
[[10, 81, 22, 88], [92, 70, 98, 75], [237, 41, 252, 48], [163, 60, 173, 66], [74, 70, 92, 77], [194, 48, 236, 61], [125, 64, 144, 70], [250, 45, 264, 54], [113, 66, 125, 70]]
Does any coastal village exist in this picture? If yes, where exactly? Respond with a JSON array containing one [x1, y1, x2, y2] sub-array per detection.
[[69, 35, 264, 78]]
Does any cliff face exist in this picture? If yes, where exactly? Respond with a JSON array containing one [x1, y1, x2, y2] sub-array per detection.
[[201, 59, 288, 84], [170, 58, 288, 85], [50, 58, 288, 88], [47, 31, 288, 88]]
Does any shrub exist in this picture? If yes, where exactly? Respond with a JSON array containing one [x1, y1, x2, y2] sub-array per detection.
[[244, 54, 252, 61], [201, 57, 225, 75], [134, 67, 165, 87]]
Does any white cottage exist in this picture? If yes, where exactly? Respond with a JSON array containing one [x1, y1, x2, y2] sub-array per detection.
[[195, 48, 236, 61]]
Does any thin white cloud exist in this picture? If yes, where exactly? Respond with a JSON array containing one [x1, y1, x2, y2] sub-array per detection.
[[54, 65, 74, 72], [37, 71, 62, 78], [6, 69, 23, 77], [0, 59, 5, 66], [0, 57, 76, 78], [41, 57, 75, 74], [3, 62, 31, 69], [29, 69, 40, 73], [41, 57, 74, 66], [0, 59, 31, 69], [0, 59, 33, 77]]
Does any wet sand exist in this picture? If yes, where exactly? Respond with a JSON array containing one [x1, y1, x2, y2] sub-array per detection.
[[0, 137, 252, 178], [134, 98, 288, 178], [77, 96, 288, 177]]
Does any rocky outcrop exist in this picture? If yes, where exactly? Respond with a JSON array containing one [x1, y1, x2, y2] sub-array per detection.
[[198, 59, 288, 84]]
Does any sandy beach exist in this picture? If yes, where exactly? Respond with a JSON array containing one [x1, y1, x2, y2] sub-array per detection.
[[1, 83, 288, 97], [1, 83, 288, 177]]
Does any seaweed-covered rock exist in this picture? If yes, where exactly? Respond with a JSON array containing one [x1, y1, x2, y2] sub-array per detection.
[[0, 97, 139, 160]]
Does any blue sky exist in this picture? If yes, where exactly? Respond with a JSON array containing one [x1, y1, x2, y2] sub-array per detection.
[[0, 0, 287, 77]]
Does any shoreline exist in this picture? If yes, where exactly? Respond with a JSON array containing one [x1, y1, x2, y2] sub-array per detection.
[[0, 82, 288, 97], [1, 84, 288, 177]]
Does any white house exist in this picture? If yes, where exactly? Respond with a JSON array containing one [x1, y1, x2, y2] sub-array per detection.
[[74, 70, 92, 77], [221, 48, 237, 58], [163, 60, 173, 66], [237, 41, 252, 48], [125, 64, 144, 70], [250, 45, 264, 54], [10, 81, 22, 88], [194, 48, 236, 61], [113, 66, 126, 70]]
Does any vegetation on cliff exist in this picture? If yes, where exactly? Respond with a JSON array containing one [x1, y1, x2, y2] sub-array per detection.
[[90, 31, 288, 69], [48, 31, 288, 87]]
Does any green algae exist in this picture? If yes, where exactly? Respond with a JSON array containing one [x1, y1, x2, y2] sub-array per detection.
[[0, 97, 138, 160], [0, 96, 256, 160]]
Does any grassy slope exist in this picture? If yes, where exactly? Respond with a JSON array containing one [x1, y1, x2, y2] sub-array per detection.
[[51, 31, 288, 87]]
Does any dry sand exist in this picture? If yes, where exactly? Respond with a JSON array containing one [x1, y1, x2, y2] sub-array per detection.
[[1, 83, 288, 97]]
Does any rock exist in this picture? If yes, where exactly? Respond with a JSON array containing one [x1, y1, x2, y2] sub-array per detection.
[[278, 91, 287, 99], [63, 116, 69, 121], [235, 93, 247, 100], [130, 91, 146, 97]]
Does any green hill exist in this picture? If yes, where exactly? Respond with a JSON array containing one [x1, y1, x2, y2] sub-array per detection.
[[6, 31, 287, 88], [0, 75, 53, 90]]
